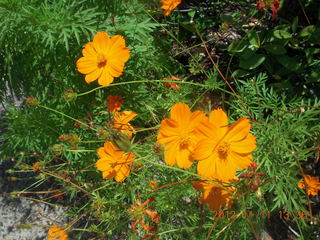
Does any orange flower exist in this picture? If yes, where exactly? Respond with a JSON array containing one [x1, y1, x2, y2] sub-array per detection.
[[96, 141, 135, 182], [106, 95, 124, 112], [193, 180, 235, 211], [298, 174, 320, 196], [157, 103, 207, 169], [149, 180, 158, 189], [163, 76, 181, 90], [47, 225, 68, 240], [112, 111, 137, 139], [128, 197, 159, 235], [161, 0, 182, 16], [193, 108, 256, 180], [76, 32, 130, 86]]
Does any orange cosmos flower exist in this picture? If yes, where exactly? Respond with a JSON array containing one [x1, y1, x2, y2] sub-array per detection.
[[76, 32, 130, 86], [149, 180, 158, 189], [193, 180, 235, 211], [193, 108, 256, 180], [47, 225, 68, 240], [157, 103, 207, 169], [96, 141, 135, 182], [298, 174, 320, 196], [128, 197, 159, 235], [161, 0, 182, 16], [112, 111, 137, 139], [163, 76, 181, 90], [106, 95, 124, 112]]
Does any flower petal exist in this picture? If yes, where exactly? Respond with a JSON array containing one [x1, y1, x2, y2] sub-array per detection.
[[170, 103, 191, 128], [230, 133, 256, 154], [224, 117, 251, 142], [76, 57, 97, 74], [93, 32, 110, 53], [98, 68, 114, 86], [82, 42, 97, 57], [85, 67, 102, 83]]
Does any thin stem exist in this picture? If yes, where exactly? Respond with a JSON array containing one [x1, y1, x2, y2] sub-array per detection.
[[38, 104, 94, 130], [76, 79, 234, 97]]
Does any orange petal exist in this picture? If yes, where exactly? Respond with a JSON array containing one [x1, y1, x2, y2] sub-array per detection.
[[225, 117, 251, 142], [209, 108, 228, 127], [176, 147, 193, 169], [230, 134, 256, 154], [76, 56, 97, 74], [229, 151, 252, 170], [85, 67, 102, 83], [170, 103, 191, 128], [98, 68, 114, 86], [193, 139, 215, 160], [93, 32, 110, 53], [158, 118, 179, 137], [82, 42, 97, 57]]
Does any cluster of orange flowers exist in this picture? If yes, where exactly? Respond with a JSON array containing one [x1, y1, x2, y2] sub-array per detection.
[[157, 103, 256, 210], [298, 174, 320, 196], [96, 95, 138, 182]]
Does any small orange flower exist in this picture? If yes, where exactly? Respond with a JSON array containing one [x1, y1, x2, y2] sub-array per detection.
[[161, 0, 182, 16], [298, 174, 320, 196], [77, 32, 130, 86], [47, 225, 68, 240], [96, 141, 135, 182], [163, 76, 181, 90], [128, 197, 159, 235], [112, 111, 137, 139], [157, 103, 207, 169], [106, 95, 124, 112], [193, 108, 256, 180], [193, 180, 235, 211], [149, 180, 158, 189]]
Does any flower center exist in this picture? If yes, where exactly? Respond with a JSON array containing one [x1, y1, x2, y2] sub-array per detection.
[[217, 142, 230, 160], [97, 54, 107, 68], [179, 134, 191, 149]]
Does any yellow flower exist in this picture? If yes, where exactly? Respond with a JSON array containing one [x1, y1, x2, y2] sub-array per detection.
[[112, 111, 138, 139], [193, 108, 256, 180], [161, 0, 182, 16], [47, 225, 68, 240], [157, 103, 207, 169], [77, 32, 130, 86], [193, 180, 235, 211], [298, 174, 320, 196], [96, 141, 135, 182]]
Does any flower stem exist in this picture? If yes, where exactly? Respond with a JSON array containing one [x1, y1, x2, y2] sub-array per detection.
[[76, 80, 234, 97], [38, 104, 94, 130]]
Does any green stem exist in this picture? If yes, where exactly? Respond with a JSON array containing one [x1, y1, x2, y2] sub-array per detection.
[[134, 125, 159, 133], [38, 104, 94, 131], [66, 149, 96, 152], [76, 79, 234, 97]]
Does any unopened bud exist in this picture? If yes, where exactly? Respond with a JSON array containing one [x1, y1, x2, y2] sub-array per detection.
[[63, 90, 77, 102], [25, 96, 38, 106]]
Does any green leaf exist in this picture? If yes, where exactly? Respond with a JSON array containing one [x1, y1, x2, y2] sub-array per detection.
[[247, 30, 260, 48], [239, 54, 266, 70], [273, 30, 292, 39], [227, 40, 247, 53], [291, 17, 298, 33], [299, 25, 316, 37], [276, 55, 301, 72], [264, 44, 287, 55], [307, 71, 320, 83], [231, 69, 250, 78]]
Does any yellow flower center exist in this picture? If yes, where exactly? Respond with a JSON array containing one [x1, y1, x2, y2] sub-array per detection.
[[97, 54, 108, 68], [217, 142, 230, 160]]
